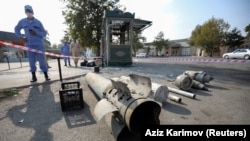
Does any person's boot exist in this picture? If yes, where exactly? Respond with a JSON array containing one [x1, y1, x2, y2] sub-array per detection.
[[44, 72, 51, 81], [30, 72, 37, 82]]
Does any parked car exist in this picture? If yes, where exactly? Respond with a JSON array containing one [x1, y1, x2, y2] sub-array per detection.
[[223, 49, 250, 60], [136, 53, 147, 58]]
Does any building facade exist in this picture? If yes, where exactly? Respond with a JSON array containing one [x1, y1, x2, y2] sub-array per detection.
[[140, 38, 250, 57], [0, 31, 50, 62], [141, 38, 197, 57]]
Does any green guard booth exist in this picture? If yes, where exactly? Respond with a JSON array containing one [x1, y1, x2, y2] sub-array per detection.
[[102, 8, 152, 66]]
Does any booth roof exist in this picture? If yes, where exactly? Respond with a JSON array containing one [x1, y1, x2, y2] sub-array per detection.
[[133, 19, 152, 32], [105, 9, 152, 32], [106, 8, 134, 18]]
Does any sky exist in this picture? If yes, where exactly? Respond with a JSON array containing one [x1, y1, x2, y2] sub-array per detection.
[[0, 0, 66, 45], [0, 0, 249, 45]]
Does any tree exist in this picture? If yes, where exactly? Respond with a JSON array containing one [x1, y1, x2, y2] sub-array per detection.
[[224, 27, 244, 51], [132, 32, 146, 56], [153, 31, 169, 56], [61, 0, 119, 56], [245, 24, 250, 40], [189, 17, 230, 56], [52, 44, 58, 49], [189, 25, 202, 46]]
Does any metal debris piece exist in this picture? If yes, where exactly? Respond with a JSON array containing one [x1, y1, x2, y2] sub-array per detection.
[[168, 87, 196, 99], [184, 71, 214, 84], [168, 94, 182, 103], [85, 72, 161, 137], [175, 74, 193, 90], [192, 80, 209, 91], [19, 119, 24, 123], [151, 82, 169, 103]]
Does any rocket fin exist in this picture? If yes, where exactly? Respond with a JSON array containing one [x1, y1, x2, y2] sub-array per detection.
[[94, 99, 118, 121]]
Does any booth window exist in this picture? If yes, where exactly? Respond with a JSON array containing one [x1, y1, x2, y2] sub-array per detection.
[[109, 19, 130, 45]]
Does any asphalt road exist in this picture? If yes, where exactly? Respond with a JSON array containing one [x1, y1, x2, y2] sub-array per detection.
[[132, 57, 250, 125], [133, 57, 250, 87]]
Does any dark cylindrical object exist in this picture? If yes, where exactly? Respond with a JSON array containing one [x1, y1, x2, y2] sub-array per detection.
[[102, 57, 104, 68], [57, 58, 63, 82], [185, 71, 214, 84], [6, 57, 10, 70], [94, 66, 100, 73], [19, 57, 22, 67], [194, 72, 214, 84]]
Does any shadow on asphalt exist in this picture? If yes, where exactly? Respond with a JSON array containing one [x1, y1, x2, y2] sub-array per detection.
[[188, 89, 213, 96], [63, 102, 97, 129], [0, 64, 29, 72], [162, 102, 191, 115], [205, 84, 230, 90], [5, 74, 86, 89], [7, 84, 62, 141]]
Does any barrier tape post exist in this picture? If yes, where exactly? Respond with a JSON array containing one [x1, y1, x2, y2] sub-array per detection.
[[6, 56, 10, 70], [19, 57, 22, 68], [57, 57, 63, 82]]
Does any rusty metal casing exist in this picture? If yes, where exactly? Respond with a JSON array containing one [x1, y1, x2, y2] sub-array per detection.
[[113, 75, 169, 103], [192, 79, 209, 91], [85, 72, 161, 137], [104, 113, 138, 141], [184, 71, 214, 84], [114, 76, 183, 104], [175, 74, 193, 90], [168, 86, 196, 99]]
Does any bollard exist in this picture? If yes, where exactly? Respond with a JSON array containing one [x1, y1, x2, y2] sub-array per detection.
[[94, 66, 100, 73], [19, 57, 22, 68], [57, 58, 63, 82], [6, 56, 10, 70]]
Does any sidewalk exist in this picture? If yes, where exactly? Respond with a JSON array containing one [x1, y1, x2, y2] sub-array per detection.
[[0, 59, 121, 141], [0, 59, 96, 89]]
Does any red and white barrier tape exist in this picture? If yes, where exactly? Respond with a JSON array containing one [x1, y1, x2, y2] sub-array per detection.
[[1, 41, 249, 63], [0, 40, 80, 59], [136, 57, 250, 63]]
